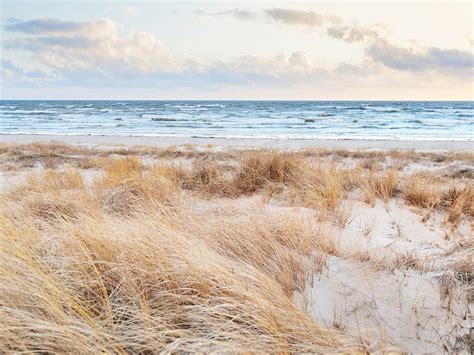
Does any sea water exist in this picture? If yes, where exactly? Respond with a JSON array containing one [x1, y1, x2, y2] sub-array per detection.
[[1, 101, 472, 140]]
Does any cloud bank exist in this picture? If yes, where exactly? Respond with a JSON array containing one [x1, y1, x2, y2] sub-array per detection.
[[2, 15, 472, 99], [193, 7, 473, 76], [3, 18, 341, 88], [4, 18, 189, 82], [366, 39, 474, 73]]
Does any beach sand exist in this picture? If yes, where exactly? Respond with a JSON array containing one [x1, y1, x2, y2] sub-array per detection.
[[0, 139, 472, 353], [1, 133, 473, 151]]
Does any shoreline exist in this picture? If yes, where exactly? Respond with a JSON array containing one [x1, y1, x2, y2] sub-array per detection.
[[1, 133, 473, 151]]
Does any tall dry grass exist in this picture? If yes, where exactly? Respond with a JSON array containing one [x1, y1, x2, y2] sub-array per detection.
[[403, 173, 473, 225], [0, 156, 373, 353], [234, 151, 300, 194], [182, 161, 237, 197], [1, 207, 361, 352], [291, 163, 346, 211], [364, 169, 398, 203], [441, 185, 474, 225], [403, 173, 441, 210], [1, 143, 471, 352]]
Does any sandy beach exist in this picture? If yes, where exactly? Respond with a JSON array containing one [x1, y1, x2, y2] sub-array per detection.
[[1, 133, 473, 151], [0, 141, 472, 353]]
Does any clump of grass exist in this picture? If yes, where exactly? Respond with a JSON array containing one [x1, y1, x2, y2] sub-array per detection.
[[264, 152, 300, 183], [441, 185, 474, 225], [364, 169, 398, 203], [89, 158, 183, 214], [149, 163, 186, 185], [23, 168, 85, 193], [234, 152, 300, 194], [296, 164, 345, 211], [234, 153, 269, 193], [183, 161, 237, 197], [402, 175, 473, 224], [25, 142, 92, 156], [339, 167, 364, 191], [78, 156, 112, 169], [100, 156, 142, 186], [99, 175, 179, 214], [303, 178, 343, 211], [403, 173, 441, 210], [358, 158, 378, 171], [41, 156, 57, 169], [343, 247, 428, 273]]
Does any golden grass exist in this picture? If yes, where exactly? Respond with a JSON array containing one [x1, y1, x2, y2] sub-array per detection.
[[92, 158, 180, 214], [441, 185, 474, 225], [1, 142, 473, 172], [1, 142, 472, 352], [17, 167, 85, 195], [364, 169, 398, 203], [295, 164, 346, 211], [182, 161, 237, 197], [100, 156, 142, 185], [3, 143, 472, 221], [403, 173, 441, 210], [402, 173, 473, 225], [149, 162, 186, 185], [0, 181, 366, 353], [78, 156, 112, 169], [233, 152, 299, 194]]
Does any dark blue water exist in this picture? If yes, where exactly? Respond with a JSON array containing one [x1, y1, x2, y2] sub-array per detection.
[[0, 101, 472, 140]]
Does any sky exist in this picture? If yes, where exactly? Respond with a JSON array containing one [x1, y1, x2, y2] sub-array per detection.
[[1, 0, 473, 100]]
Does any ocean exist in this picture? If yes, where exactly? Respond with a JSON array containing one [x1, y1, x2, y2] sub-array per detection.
[[1, 101, 472, 141]]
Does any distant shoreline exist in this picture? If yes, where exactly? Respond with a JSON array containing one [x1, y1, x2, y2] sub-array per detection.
[[1, 133, 473, 151]]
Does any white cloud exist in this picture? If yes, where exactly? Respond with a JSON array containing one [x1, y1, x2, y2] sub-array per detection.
[[4, 18, 189, 80], [3, 17, 337, 86], [264, 8, 340, 27], [192, 7, 473, 76], [366, 39, 474, 74], [193, 7, 340, 27], [4, 17, 119, 39], [326, 25, 379, 43], [2, 17, 472, 99]]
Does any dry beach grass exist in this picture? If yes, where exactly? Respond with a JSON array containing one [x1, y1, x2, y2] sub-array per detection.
[[0, 142, 472, 353]]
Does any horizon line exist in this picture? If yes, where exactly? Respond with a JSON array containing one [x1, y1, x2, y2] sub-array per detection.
[[1, 99, 473, 102]]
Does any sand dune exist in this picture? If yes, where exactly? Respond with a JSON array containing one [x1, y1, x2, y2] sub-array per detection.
[[0, 142, 472, 353]]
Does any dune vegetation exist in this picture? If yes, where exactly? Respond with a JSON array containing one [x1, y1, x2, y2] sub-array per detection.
[[0, 142, 472, 353]]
